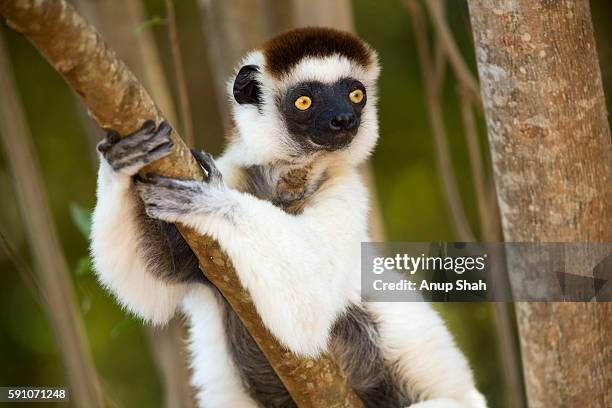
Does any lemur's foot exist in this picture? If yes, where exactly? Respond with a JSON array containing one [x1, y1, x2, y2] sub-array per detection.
[[97, 120, 174, 176], [135, 150, 228, 223]]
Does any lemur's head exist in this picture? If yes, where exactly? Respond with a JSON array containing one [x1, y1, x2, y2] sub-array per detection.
[[228, 27, 380, 166]]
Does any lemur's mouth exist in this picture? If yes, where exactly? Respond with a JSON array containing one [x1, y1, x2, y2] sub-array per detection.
[[309, 130, 356, 151]]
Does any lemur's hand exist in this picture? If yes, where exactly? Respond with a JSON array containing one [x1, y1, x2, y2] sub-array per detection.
[[97, 120, 174, 176], [135, 149, 228, 223]]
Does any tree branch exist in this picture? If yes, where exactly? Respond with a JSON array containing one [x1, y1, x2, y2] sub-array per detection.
[[423, 0, 482, 107], [74, 1, 196, 406], [404, 0, 475, 242], [456, 85, 495, 241], [0, 1, 362, 406]]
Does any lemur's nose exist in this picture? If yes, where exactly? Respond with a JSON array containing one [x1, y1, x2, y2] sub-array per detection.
[[329, 112, 357, 131]]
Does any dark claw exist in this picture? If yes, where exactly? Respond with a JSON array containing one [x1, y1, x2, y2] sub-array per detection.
[[137, 119, 157, 135], [97, 140, 111, 154], [191, 148, 223, 185], [107, 129, 121, 144], [97, 130, 119, 153], [190, 148, 209, 170]]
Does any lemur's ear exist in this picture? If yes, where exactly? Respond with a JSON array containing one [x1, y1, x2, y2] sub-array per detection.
[[233, 65, 262, 105]]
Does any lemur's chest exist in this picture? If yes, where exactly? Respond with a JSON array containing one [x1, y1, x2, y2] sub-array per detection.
[[237, 164, 326, 214]]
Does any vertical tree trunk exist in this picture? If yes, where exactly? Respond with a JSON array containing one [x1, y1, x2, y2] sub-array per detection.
[[74, 2, 195, 407], [197, 0, 269, 127], [467, 1, 612, 407], [0, 31, 104, 408]]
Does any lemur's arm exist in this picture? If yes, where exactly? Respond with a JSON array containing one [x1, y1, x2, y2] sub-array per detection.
[[136, 156, 367, 357], [91, 121, 198, 325]]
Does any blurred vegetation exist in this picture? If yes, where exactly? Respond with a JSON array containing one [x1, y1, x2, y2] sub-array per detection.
[[1, 1, 611, 407]]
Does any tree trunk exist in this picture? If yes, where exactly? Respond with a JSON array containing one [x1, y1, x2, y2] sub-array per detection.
[[0, 1, 363, 406], [467, 1, 612, 407], [0, 30, 104, 408]]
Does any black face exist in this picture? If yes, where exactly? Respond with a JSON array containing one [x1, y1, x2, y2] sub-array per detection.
[[232, 67, 367, 152], [279, 78, 367, 151]]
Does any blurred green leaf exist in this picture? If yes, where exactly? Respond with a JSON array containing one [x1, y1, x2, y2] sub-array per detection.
[[110, 317, 138, 339], [74, 256, 92, 276], [81, 297, 92, 314], [69, 203, 92, 239], [132, 16, 166, 36]]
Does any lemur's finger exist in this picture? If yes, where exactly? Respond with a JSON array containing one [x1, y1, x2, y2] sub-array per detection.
[[128, 119, 156, 138], [98, 120, 173, 175], [142, 140, 175, 164], [105, 135, 173, 172], [100, 120, 156, 154], [96, 130, 120, 154], [139, 175, 201, 193], [191, 148, 223, 185], [134, 180, 165, 202], [116, 120, 171, 152], [105, 142, 173, 173], [134, 179, 195, 222], [97, 139, 112, 154], [102, 120, 170, 154], [155, 121, 172, 138]]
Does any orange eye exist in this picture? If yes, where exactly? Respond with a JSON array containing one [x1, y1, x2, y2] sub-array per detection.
[[349, 89, 364, 104], [294, 96, 312, 110]]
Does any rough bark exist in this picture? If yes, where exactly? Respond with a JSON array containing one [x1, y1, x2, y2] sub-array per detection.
[[467, 1, 612, 407], [0, 1, 362, 406], [74, 1, 194, 407], [0, 30, 103, 408]]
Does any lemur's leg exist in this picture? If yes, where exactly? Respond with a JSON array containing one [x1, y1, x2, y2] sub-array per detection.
[[135, 151, 365, 356], [406, 399, 482, 408], [182, 287, 260, 408], [91, 121, 203, 325], [366, 302, 488, 408]]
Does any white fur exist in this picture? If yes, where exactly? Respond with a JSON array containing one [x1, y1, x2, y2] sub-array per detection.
[[183, 286, 258, 407], [91, 160, 188, 325], [172, 168, 367, 357], [367, 302, 487, 408], [229, 52, 380, 167], [407, 395, 485, 408]]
